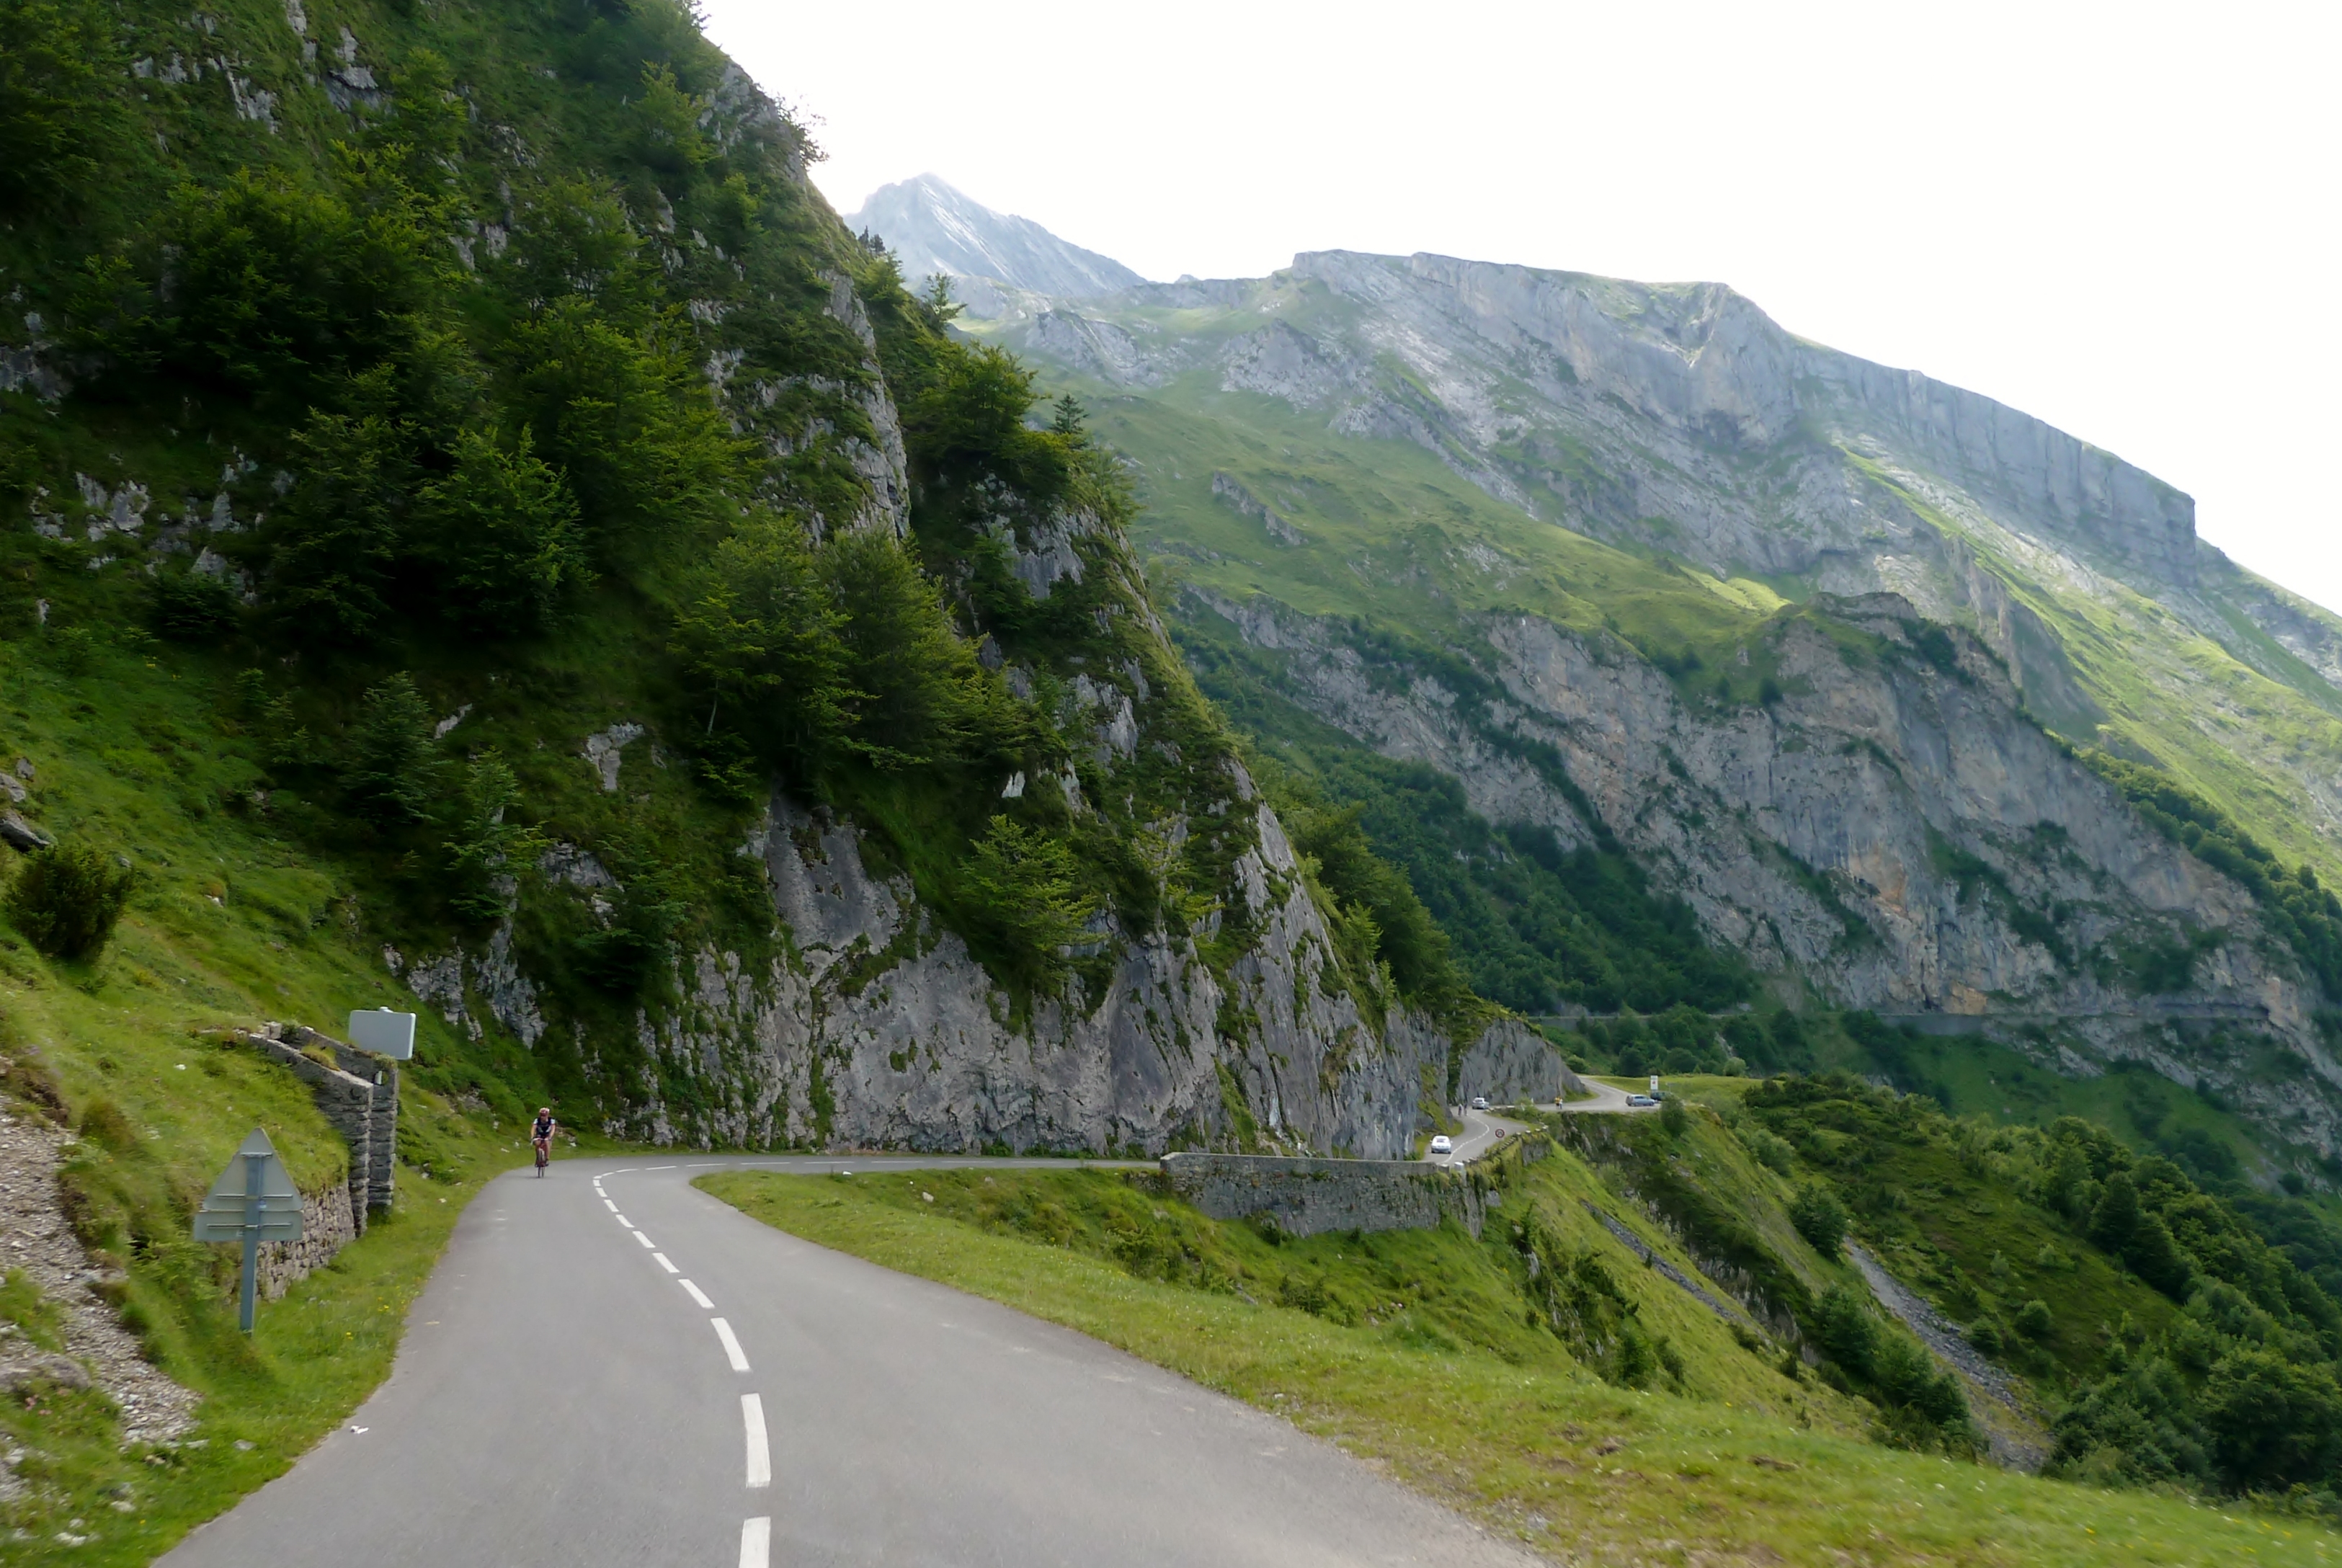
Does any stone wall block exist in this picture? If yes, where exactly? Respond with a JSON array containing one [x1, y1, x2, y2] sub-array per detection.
[[1159, 1152, 1493, 1239]]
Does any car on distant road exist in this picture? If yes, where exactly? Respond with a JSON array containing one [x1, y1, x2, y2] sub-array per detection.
[[1470, 1096, 1489, 1110], [1626, 1093, 1657, 1108], [1428, 1135, 1453, 1157]]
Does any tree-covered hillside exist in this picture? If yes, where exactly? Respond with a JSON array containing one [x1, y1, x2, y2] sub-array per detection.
[[1, 0, 1526, 1157]]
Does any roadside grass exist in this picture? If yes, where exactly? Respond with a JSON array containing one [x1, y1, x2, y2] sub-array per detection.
[[0, 628, 597, 1562], [706, 1166, 2337, 1565], [0, 1139, 519, 1567]]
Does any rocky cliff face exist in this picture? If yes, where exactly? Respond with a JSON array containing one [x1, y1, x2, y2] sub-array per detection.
[[388, 254, 1562, 1154], [1268, 250, 2201, 593], [585, 768, 1554, 1156], [984, 243, 2342, 904], [1190, 584, 2342, 1154]]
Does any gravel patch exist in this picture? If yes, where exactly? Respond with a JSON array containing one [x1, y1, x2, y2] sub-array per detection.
[[0, 1105, 197, 1444], [1846, 1240, 2048, 1470]]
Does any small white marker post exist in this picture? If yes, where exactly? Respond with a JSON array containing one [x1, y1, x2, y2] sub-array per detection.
[[192, 1128, 303, 1334]]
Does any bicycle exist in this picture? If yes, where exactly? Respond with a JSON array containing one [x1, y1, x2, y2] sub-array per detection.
[[533, 1136, 550, 1176]]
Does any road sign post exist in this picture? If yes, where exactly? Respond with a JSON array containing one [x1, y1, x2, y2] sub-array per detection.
[[347, 1007, 416, 1060], [193, 1129, 303, 1334]]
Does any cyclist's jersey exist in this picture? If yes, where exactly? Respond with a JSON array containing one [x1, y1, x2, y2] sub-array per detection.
[[532, 1115, 554, 1141]]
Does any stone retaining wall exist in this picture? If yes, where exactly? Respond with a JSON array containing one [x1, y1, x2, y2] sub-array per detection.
[[219, 1023, 399, 1301], [255, 1185, 359, 1302], [1159, 1152, 1500, 1239], [239, 1024, 399, 1226]]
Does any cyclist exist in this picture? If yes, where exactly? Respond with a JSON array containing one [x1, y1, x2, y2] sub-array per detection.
[[531, 1107, 556, 1175]]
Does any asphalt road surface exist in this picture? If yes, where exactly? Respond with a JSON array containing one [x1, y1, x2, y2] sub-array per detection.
[[1435, 1108, 1530, 1165], [162, 1156, 1538, 1568], [1558, 1079, 1652, 1115]]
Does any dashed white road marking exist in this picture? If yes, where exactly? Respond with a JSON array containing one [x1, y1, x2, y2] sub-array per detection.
[[613, 1214, 632, 1227], [712, 1317, 751, 1372], [633, 1231, 655, 1248], [681, 1279, 714, 1309], [647, 1165, 677, 1171], [739, 1517, 770, 1568], [653, 1253, 680, 1274], [742, 1394, 770, 1488], [602, 1199, 618, 1213]]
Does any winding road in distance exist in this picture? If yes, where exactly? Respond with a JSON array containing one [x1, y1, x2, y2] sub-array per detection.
[[161, 1155, 1539, 1568]]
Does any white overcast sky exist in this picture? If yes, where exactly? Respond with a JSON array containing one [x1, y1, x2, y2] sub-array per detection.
[[700, 0, 2342, 615]]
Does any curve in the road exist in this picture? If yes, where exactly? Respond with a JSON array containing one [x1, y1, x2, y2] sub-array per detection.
[[1558, 1079, 1654, 1115], [163, 1155, 1539, 1568]]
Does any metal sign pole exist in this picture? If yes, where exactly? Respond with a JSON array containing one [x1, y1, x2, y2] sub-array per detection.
[[240, 1148, 262, 1334], [195, 1128, 303, 1338]]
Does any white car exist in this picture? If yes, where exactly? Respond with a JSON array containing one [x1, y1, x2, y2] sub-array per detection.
[[1626, 1093, 1658, 1108], [1428, 1134, 1453, 1157], [1471, 1096, 1490, 1110]]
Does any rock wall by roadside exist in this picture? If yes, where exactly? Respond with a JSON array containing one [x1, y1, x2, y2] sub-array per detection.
[[1159, 1151, 1501, 1238], [595, 793, 1559, 1158], [255, 1185, 358, 1302], [238, 1025, 399, 1220], [1459, 1020, 1585, 1105]]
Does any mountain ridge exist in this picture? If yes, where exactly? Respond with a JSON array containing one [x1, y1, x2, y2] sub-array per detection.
[[891, 192, 2342, 1166], [845, 172, 1146, 304]]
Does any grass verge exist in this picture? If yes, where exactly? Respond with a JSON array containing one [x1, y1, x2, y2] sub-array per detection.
[[0, 1138, 523, 1566], [703, 1166, 2341, 1567]]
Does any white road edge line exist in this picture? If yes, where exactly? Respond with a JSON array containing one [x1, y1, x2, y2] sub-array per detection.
[[712, 1317, 751, 1372], [652, 1253, 680, 1274], [742, 1394, 770, 1488], [681, 1279, 714, 1309], [633, 1231, 655, 1249], [739, 1517, 770, 1568]]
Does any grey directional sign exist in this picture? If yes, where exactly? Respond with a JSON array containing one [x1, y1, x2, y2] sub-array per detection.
[[194, 1128, 304, 1242], [195, 1128, 306, 1333]]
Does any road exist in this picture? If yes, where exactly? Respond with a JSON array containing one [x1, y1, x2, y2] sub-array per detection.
[[1557, 1078, 1652, 1115], [163, 1155, 1537, 1568], [1435, 1106, 1531, 1164]]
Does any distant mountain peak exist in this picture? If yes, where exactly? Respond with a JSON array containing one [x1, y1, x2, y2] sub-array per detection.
[[844, 174, 1146, 304]]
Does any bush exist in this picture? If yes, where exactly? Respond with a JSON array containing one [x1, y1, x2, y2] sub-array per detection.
[[0, 0, 129, 210], [1791, 1184, 1849, 1255], [1744, 1126, 1796, 1174], [958, 816, 1100, 988], [347, 674, 442, 823], [75, 1099, 135, 1152], [146, 169, 445, 406], [420, 426, 587, 631], [1812, 1282, 1878, 1375], [2202, 1346, 2342, 1489], [5, 842, 135, 959], [1658, 1096, 1689, 1138], [148, 566, 241, 641], [2014, 1298, 2054, 1340], [1967, 1318, 2004, 1356]]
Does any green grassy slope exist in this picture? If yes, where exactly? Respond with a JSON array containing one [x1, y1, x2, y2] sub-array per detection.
[[1851, 463, 2342, 889], [707, 1154, 2342, 1565], [0, 0, 1371, 1551]]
